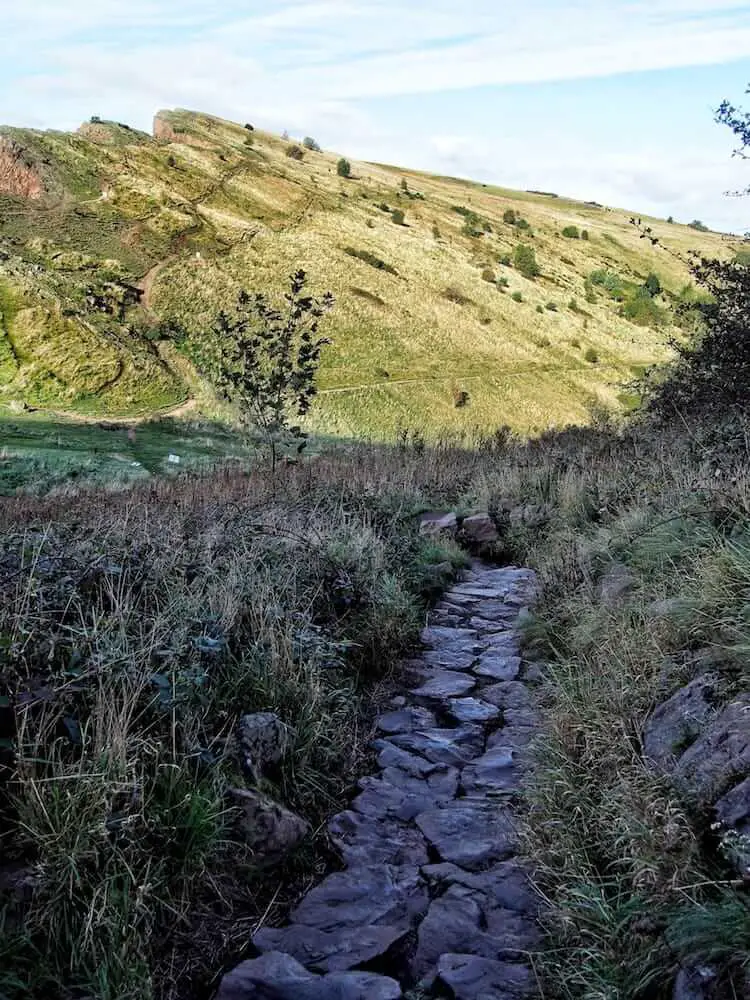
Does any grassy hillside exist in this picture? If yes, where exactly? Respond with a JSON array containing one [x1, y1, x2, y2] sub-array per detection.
[[0, 109, 736, 437]]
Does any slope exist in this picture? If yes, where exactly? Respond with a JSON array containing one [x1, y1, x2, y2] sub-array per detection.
[[0, 109, 737, 437]]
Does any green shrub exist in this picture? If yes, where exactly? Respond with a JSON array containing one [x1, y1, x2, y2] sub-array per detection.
[[343, 247, 398, 275], [515, 218, 531, 231], [569, 298, 579, 312], [584, 346, 599, 362], [481, 268, 496, 283], [621, 286, 667, 327], [443, 286, 472, 305], [337, 158, 351, 178], [512, 291, 523, 303], [688, 219, 709, 231], [499, 254, 512, 266], [562, 225, 580, 239], [503, 208, 518, 224], [571, 337, 581, 347], [536, 304, 544, 314], [513, 243, 540, 279], [497, 276, 510, 289], [391, 208, 405, 225], [644, 273, 662, 297], [302, 136, 321, 151], [581, 229, 589, 240], [546, 301, 558, 311]]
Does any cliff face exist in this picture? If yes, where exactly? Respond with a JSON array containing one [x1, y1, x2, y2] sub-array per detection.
[[0, 137, 43, 199]]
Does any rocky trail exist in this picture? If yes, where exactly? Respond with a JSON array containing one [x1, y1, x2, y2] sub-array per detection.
[[216, 562, 544, 1000]]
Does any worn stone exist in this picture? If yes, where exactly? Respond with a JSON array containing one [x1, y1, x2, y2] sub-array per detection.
[[672, 963, 718, 1000], [474, 655, 522, 681], [420, 625, 477, 646], [376, 707, 436, 734], [328, 811, 429, 866], [253, 922, 406, 973], [674, 695, 750, 806], [435, 953, 533, 999], [214, 952, 403, 1000], [239, 712, 287, 772], [461, 513, 500, 545], [447, 697, 501, 725], [461, 746, 521, 795], [481, 681, 534, 711], [386, 725, 484, 767], [420, 861, 538, 915], [419, 511, 458, 537], [643, 675, 719, 772], [410, 670, 476, 701], [421, 648, 477, 671], [229, 788, 309, 859], [416, 800, 517, 870]]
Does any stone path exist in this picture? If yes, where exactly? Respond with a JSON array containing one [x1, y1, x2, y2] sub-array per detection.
[[216, 563, 542, 1000]]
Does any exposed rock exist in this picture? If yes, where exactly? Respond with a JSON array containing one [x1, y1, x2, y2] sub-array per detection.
[[461, 513, 499, 545], [421, 648, 477, 671], [214, 951, 403, 1000], [240, 712, 287, 773], [447, 697, 501, 725], [672, 963, 718, 1000], [0, 137, 44, 200], [643, 675, 719, 771], [435, 953, 533, 999], [420, 861, 538, 914], [419, 511, 458, 537], [229, 788, 309, 859], [674, 695, 750, 807], [714, 777, 750, 873], [461, 746, 521, 795], [480, 681, 534, 711], [410, 670, 476, 701], [474, 654, 522, 681], [376, 706, 437, 734], [416, 800, 517, 870], [353, 769, 456, 821], [598, 562, 637, 607], [420, 625, 477, 647], [253, 922, 406, 973], [328, 810, 429, 866], [386, 725, 484, 767]]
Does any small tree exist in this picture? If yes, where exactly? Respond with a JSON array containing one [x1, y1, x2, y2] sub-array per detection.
[[562, 225, 580, 239], [513, 243, 540, 279], [688, 219, 709, 231], [337, 158, 351, 178], [303, 136, 321, 151], [644, 273, 662, 297], [197, 271, 333, 473]]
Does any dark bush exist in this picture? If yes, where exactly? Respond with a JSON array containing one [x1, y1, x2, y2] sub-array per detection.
[[584, 347, 599, 363], [343, 247, 398, 275], [562, 225, 580, 239], [688, 219, 709, 231], [511, 291, 523, 303], [303, 136, 321, 151], [337, 158, 351, 178], [286, 145, 305, 160], [513, 243, 540, 279], [503, 208, 518, 224], [644, 273, 662, 297], [443, 286, 472, 305], [391, 208, 405, 225], [481, 267, 496, 283], [453, 387, 470, 407]]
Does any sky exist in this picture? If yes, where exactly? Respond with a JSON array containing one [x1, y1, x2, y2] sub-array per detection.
[[3, 1, 750, 231]]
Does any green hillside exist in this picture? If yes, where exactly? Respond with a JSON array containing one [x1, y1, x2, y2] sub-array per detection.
[[0, 109, 736, 436]]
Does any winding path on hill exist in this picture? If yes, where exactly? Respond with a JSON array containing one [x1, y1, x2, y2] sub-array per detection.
[[216, 561, 543, 1000]]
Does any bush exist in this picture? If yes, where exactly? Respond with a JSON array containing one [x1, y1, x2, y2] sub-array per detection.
[[443, 286, 472, 305], [584, 347, 599, 362], [286, 145, 304, 160], [453, 387, 470, 407], [512, 291, 523, 303], [688, 219, 709, 231], [343, 247, 398, 275], [503, 208, 518, 224], [515, 218, 531, 231], [432, 224, 441, 239], [499, 254, 512, 266], [513, 243, 540, 279], [497, 276, 510, 289], [481, 268, 496, 283], [337, 158, 351, 178], [536, 304, 544, 314], [667, 215, 675, 223], [569, 298, 579, 312], [584, 279, 596, 304], [621, 286, 666, 327], [546, 301, 558, 311], [644, 273, 662, 297], [581, 229, 589, 240], [562, 225, 580, 239], [391, 208, 405, 225], [378, 202, 390, 213], [571, 337, 581, 347], [303, 136, 321, 151], [244, 123, 254, 131]]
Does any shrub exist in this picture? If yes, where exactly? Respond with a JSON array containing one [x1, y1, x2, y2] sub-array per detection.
[[536, 335, 552, 347], [503, 208, 518, 224], [443, 286, 472, 305], [337, 158, 351, 178], [562, 225, 580, 239], [688, 219, 709, 231], [644, 273, 662, 297], [584, 279, 596, 304], [244, 122, 254, 131], [536, 304, 544, 314], [167, 154, 176, 167], [515, 218, 531, 231], [453, 386, 470, 407], [378, 202, 390, 212], [391, 208, 405, 225], [581, 229, 589, 240], [569, 298, 579, 312], [302, 136, 321, 151], [511, 291, 523, 303], [286, 144, 304, 160], [571, 337, 581, 347], [584, 346, 599, 362], [513, 243, 540, 279], [400, 178, 408, 192], [432, 224, 441, 239], [343, 247, 398, 274], [497, 276, 510, 289], [667, 215, 675, 223], [545, 301, 558, 311], [499, 254, 512, 266], [481, 268, 496, 283], [622, 286, 667, 327]]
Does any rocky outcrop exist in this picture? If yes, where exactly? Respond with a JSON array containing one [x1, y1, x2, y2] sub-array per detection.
[[153, 112, 213, 148], [216, 562, 542, 998], [0, 137, 44, 200]]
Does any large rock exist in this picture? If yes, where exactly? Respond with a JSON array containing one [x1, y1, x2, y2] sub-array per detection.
[[474, 654, 522, 681], [415, 799, 517, 870], [253, 922, 406, 974], [714, 777, 750, 874], [410, 670, 476, 701], [421, 648, 477, 671], [421, 861, 538, 915], [419, 511, 458, 537], [376, 706, 436, 734], [214, 951, 402, 1000], [352, 769, 456, 821], [385, 725, 484, 767], [461, 513, 499, 545], [229, 788, 309, 860], [447, 697, 501, 725], [328, 810, 429, 866], [642, 675, 719, 772], [435, 953, 534, 999], [461, 745, 521, 795], [239, 713, 287, 774], [420, 625, 477, 648], [480, 681, 534, 711], [673, 695, 750, 807]]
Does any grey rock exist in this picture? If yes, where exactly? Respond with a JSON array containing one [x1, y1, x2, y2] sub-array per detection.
[[410, 670, 476, 701], [386, 725, 485, 767], [376, 706, 436, 734], [291, 864, 428, 933], [420, 860, 538, 914], [374, 741, 444, 777], [674, 695, 750, 806], [451, 584, 508, 600], [447, 697, 501, 725], [461, 745, 521, 795], [352, 776, 440, 821], [214, 952, 403, 1000], [421, 648, 477, 671], [419, 511, 458, 537], [643, 675, 719, 771], [253, 922, 406, 973], [461, 513, 500, 545], [481, 681, 535, 711], [416, 799, 517, 870], [229, 788, 309, 859], [715, 776, 750, 833], [435, 953, 533, 999], [328, 810, 429, 866], [474, 655, 522, 681], [672, 963, 718, 1000], [503, 707, 542, 729], [469, 616, 517, 633], [598, 562, 637, 607], [520, 662, 545, 685], [420, 625, 477, 646], [240, 712, 287, 772]]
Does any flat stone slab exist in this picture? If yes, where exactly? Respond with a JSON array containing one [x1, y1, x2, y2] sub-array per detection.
[[474, 655, 522, 681], [416, 800, 518, 870], [329, 810, 429, 866], [420, 625, 477, 646], [291, 864, 428, 933], [450, 585, 509, 599], [421, 861, 538, 914], [410, 670, 476, 700], [470, 616, 517, 633], [421, 648, 477, 671], [253, 922, 408, 974], [461, 746, 521, 795], [481, 681, 535, 710], [353, 775, 450, 821], [215, 952, 403, 1000], [447, 697, 501, 725], [376, 707, 437, 734], [386, 725, 485, 767], [435, 953, 534, 999]]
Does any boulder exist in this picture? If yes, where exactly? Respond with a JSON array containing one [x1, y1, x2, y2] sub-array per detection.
[[410, 670, 476, 701], [328, 810, 429, 866], [239, 712, 286, 774], [642, 675, 719, 772], [253, 922, 406, 973], [419, 511, 458, 537], [461, 514, 499, 545], [376, 706, 437, 734], [416, 799, 517, 870], [672, 963, 718, 1000], [435, 953, 533, 999], [214, 951, 402, 1000], [229, 788, 309, 860], [474, 654, 522, 681], [673, 695, 750, 807], [447, 697, 501, 725]]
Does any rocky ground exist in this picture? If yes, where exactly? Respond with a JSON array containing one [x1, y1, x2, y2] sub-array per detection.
[[216, 561, 543, 1000]]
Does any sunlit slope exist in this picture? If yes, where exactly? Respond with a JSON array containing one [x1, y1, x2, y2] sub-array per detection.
[[0, 108, 736, 435]]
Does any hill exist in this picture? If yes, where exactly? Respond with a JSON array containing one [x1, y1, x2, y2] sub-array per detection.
[[0, 108, 737, 437]]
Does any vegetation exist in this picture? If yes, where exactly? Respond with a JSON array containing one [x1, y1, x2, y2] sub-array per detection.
[[391, 208, 405, 225], [302, 136, 321, 152], [561, 225, 580, 239], [513, 243, 541, 279], [336, 158, 351, 178]]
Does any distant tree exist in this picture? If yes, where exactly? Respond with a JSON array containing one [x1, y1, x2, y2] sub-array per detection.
[[286, 144, 305, 160], [244, 123, 255, 131], [513, 243, 540, 279], [688, 219, 709, 232], [562, 225, 580, 239], [303, 136, 321, 151], [196, 271, 334, 473], [337, 158, 351, 178], [644, 273, 662, 297], [391, 208, 405, 225], [667, 215, 675, 223], [581, 229, 589, 240], [90, 115, 102, 124]]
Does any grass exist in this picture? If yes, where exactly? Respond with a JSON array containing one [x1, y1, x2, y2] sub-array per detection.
[[0, 108, 737, 436]]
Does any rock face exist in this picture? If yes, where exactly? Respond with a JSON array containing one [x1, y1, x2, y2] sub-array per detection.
[[642, 675, 719, 771], [217, 563, 542, 998], [461, 513, 499, 546], [229, 788, 309, 860], [0, 137, 44, 200]]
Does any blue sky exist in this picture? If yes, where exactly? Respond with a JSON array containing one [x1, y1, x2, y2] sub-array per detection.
[[3, 1, 750, 230]]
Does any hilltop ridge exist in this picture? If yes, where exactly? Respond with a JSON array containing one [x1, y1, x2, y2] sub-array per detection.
[[0, 108, 737, 436]]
